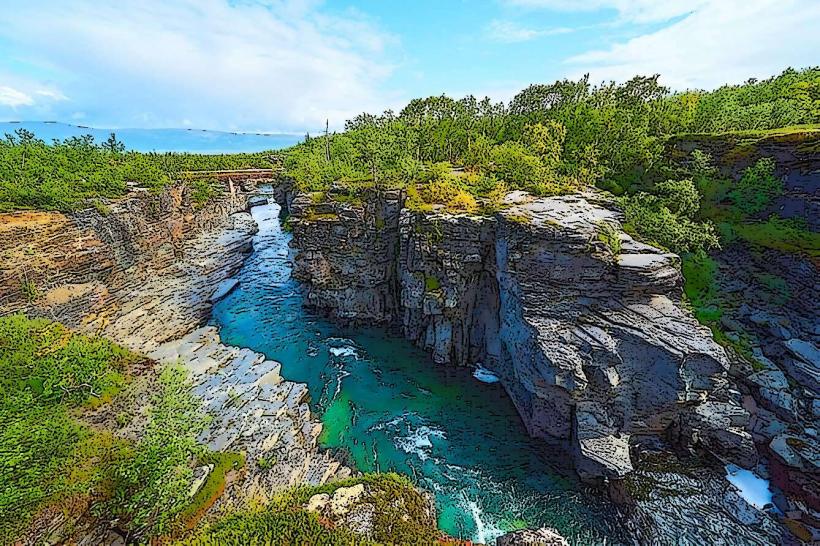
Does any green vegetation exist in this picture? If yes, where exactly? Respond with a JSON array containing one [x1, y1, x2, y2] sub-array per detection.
[[0, 314, 139, 541], [106, 365, 208, 537], [175, 451, 245, 533], [284, 68, 818, 251], [729, 157, 782, 215], [424, 274, 441, 291], [682, 252, 722, 324], [596, 221, 622, 256], [732, 216, 820, 258], [178, 473, 441, 546], [0, 315, 231, 543], [0, 129, 276, 212]]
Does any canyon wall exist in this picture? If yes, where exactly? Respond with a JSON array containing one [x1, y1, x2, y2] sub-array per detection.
[[2, 180, 355, 543], [0, 182, 252, 347], [285, 186, 754, 480]]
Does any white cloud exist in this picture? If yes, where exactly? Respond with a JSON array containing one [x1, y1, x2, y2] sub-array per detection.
[[503, 0, 713, 24], [486, 20, 572, 43], [0, 0, 399, 131], [565, 0, 820, 90], [0, 85, 34, 107]]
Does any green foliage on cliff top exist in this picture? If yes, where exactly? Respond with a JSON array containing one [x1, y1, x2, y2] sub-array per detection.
[[177, 473, 442, 546], [0, 130, 277, 212], [283, 67, 818, 196], [283, 68, 817, 255]]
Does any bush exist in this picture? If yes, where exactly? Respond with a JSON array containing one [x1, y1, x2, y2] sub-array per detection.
[[0, 130, 274, 212], [108, 366, 207, 537], [729, 157, 783, 215], [490, 141, 544, 188], [0, 315, 138, 542], [620, 192, 720, 254], [178, 473, 440, 546], [682, 251, 723, 324], [654, 178, 701, 217]]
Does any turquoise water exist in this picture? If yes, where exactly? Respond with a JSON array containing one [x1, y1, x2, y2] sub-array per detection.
[[0, 121, 301, 153], [211, 202, 621, 544]]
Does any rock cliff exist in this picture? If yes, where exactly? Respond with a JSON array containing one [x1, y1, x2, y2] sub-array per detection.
[[1, 180, 351, 542], [285, 186, 753, 481]]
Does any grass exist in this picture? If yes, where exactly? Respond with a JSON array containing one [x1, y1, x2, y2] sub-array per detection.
[[424, 274, 441, 292], [505, 213, 531, 225], [304, 211, 340, 222], [173, 451, 245, 533], [732, 216, 820, 259], [596, 220, 622, 256], [682, 252, 723, 324], [673, 123, 820, 141], [177, 473, 442, 546]]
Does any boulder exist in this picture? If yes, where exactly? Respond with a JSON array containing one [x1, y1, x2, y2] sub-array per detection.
[[497, 527, 569, 546]]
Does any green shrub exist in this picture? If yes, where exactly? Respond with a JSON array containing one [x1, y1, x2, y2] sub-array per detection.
[[108, 365, 207, 537], [620, 193, 720, 254], [654, 178, 701, 217], [189, 177, 220, 208], [729, 157, 783, 215], [490, 141, 544, 188], [0, 315, 138, 542], [0, 130, 274, 212], [682, 251, 723, 324], [179, 473, 440, 546]]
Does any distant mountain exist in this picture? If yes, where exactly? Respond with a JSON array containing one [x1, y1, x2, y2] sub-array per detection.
[[0, 121, 303, 153]]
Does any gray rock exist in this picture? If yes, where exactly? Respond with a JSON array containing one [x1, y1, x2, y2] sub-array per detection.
[[210, 278, 239, 302], [496, 527, 569, 546], [288, 190, 751, 480]]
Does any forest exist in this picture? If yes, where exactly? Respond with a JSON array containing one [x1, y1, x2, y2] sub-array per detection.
[[282, 67, 818, 254]]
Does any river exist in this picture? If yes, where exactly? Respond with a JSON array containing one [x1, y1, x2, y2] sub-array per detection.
[[211, 201, 622, 544]]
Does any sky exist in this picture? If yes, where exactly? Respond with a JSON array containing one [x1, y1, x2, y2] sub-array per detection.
[[0, 0, 818, 133]]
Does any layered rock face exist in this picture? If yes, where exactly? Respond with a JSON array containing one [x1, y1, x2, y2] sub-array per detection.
[[2, 181, 350, 540], [495, 193, 752, 479], [288, 188, 403, 324], [0, 183, 251, 346], [284, 188, 751, 479]]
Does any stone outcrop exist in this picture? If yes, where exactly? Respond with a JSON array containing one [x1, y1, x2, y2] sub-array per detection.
[[496, 527, 569, 546], [151, 327, 350, 509], [288, 188, 403, 324], [303, 479, 438, 542], [0, 182, 251, 344], [494, 193, 750, 479], [284, 188, 752, 481]]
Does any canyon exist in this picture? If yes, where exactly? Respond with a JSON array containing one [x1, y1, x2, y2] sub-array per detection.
[[0, 152, 815, 543]]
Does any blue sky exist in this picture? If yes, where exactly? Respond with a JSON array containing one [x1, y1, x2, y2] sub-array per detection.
[[1, 0, 818, 133]]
